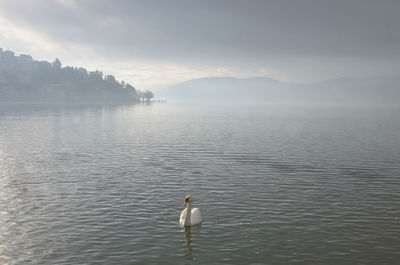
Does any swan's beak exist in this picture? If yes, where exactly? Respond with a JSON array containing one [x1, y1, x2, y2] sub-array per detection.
[[184, 199, 189, 206]]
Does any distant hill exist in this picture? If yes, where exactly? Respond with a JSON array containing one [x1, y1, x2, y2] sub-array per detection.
[[159, 76, 400, 107], [0, 48, 153, 103], [158, 77, 285, 103]]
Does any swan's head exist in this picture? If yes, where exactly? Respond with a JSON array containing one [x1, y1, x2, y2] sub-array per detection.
[[184, 194, 193, 206]]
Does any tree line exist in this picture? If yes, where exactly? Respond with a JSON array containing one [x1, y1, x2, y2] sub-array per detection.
[[0, 48, 154, 103]]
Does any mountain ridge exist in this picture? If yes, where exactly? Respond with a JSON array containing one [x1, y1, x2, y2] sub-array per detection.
[[159, 75, 400, 106]]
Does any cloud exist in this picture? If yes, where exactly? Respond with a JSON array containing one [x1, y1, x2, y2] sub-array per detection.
[[57, 0, 77, 9], [2, 0, 399, 60], [0, 0, 399, 89], [0, 8, 97, 63]]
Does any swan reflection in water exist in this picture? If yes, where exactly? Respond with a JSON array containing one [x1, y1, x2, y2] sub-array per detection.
[[184, 226, 193, 261], [182, 226, 201, 263]]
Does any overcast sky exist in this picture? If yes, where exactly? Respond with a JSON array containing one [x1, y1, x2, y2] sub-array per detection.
[[0, 0, 399, 90]]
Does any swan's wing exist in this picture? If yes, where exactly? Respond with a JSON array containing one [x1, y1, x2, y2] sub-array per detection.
[[190, 208, 202, 225], [179, 208, 187, 226]]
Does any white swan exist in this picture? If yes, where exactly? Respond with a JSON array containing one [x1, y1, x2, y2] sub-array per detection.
[[179, 195, 202, 227]]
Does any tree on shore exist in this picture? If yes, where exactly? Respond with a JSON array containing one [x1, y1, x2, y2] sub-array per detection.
[[0, 48, 153, 103], [137, 90, 154, 101]]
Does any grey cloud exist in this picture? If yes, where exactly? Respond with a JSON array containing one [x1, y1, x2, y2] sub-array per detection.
[[1, 0, 399, 65]]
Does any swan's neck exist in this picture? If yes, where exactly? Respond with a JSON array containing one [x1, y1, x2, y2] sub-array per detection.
[[184, 202, 192, 226]]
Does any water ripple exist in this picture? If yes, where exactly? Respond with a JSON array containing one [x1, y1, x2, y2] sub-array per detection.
[[1, 104, 400, 264]]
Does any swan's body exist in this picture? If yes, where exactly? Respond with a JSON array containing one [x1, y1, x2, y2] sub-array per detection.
[[180, 207, 202, 227], [179, 195, 202, 227]]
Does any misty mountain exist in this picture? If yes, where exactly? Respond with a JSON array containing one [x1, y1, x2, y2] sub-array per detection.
[[0, 48, 153, 103], [160, 76, 400, 106]]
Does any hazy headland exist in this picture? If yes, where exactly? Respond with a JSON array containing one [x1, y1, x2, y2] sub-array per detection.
[[0, 49, 153, 104]]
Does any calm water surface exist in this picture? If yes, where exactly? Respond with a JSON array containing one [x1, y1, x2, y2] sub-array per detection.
[[0, 103, 399, 264]]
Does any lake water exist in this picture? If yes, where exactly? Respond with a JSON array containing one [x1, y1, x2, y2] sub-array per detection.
[[0, 103, 399, 265]]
